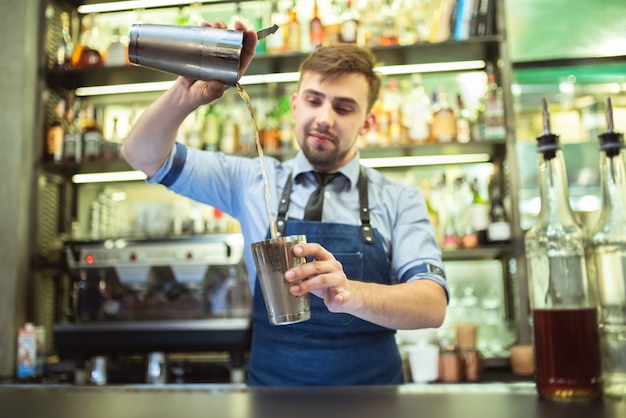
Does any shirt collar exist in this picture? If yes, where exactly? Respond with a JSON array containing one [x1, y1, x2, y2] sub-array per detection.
[[292, 150, 361, 190]]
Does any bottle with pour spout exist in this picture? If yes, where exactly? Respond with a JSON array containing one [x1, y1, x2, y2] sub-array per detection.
[[588, 98, 626, 398], [524, 98, 602, 401]]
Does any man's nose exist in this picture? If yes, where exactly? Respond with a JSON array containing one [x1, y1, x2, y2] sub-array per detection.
[[315, 102, 335, 129]]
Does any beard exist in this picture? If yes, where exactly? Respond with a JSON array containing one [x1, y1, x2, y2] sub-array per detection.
[[300, 139, 353, 171], [299, 129, 357, 171]]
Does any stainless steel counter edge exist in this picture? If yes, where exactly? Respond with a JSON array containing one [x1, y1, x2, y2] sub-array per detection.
[[53, 318, 251, 331], [0, 382, 624, 418]]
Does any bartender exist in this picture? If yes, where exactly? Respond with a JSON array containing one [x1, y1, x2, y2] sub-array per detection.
[[121, 20, 448, 386]]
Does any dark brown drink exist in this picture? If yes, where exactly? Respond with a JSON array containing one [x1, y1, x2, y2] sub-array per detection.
[[533, 307, 603, 401]]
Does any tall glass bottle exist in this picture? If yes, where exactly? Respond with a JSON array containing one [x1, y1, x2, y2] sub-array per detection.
[[524, 99, 602, 401], [589, 98, 626, 398], [309, 0, 325, 49]]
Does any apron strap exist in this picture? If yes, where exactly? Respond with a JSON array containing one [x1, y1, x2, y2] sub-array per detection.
[[357, 165, 375, 245], [276, 166, 374, 244], [276, 172, 293, 237]]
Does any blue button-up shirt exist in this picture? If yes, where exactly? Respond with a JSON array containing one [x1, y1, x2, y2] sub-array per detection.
[[148, 143, 448, 296]]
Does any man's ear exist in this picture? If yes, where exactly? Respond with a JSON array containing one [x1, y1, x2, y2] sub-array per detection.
[[360, 112, 376, 136]]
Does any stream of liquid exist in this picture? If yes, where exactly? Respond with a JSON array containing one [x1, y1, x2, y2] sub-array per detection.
[[236, 83, 278, 239]]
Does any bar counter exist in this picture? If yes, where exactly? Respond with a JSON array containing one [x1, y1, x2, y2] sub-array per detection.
[[0, 383, 624, 418]]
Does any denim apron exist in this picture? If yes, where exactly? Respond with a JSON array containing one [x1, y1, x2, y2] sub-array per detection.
[[247, 166, 403, 386]]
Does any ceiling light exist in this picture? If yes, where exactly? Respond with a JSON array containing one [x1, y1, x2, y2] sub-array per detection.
[[360, 153, 492, 168], [77, 0, 217, 14], [76, 60, 485, 97], [72, 170, 147, 183]]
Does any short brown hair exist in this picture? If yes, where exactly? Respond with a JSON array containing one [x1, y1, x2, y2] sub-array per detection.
[[298, 44, 382, 112]]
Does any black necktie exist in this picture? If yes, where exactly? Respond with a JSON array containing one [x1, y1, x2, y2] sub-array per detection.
[[303, 172, 339, 221]]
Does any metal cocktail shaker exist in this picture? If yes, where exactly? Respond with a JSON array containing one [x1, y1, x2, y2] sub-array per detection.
[[128, 23, 243, 86]]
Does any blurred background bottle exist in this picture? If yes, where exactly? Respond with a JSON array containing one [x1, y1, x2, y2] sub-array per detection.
[[71, 13, 103, 69]]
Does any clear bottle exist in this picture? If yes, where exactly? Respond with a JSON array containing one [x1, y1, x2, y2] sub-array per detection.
[[480, 64, 506, 141], [55, 11, 74, 70], [103, 27, 128, 67], [524, 99, 602, 401], [402, 74, 431, 144], [267, 0, 286, 54], [588, 98, 626, 398]]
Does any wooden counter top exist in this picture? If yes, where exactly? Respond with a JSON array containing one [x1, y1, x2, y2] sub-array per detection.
[[0, 383, 623, 418]]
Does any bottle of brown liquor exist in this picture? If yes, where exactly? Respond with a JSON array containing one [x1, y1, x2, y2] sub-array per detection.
[[45, 99, 66, 164], [81, 104, 103, 162]]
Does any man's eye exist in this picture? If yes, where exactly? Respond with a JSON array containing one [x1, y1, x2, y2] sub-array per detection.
[[307, 98, 321, 106], [336, 107, 352, 114]]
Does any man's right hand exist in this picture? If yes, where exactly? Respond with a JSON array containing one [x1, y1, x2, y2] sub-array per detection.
[[176, 20, 258, 108]]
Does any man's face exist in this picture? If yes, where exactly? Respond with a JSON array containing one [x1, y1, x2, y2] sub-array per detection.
[[291, 71, 375, 172]]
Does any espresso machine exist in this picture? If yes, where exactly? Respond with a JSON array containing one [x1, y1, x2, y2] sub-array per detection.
[[53, 233, 252, 384]]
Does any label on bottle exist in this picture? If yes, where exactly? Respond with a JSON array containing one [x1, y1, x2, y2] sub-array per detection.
[[63, 132, 82, 163], [339, 20, 357, 43], [46, 126, 64, 163], [432, 109, 457, 143], [83, 131, 102, 159], [487, 221, 511, 242], [484, 98, 506, 140]]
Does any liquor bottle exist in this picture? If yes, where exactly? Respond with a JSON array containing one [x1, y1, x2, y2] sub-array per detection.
[[103, 27, 129, 67], [62, 102, 82, 164], [55, 11, 74, 70], [283, 2, 301, 52], [45, 99, 66, 164], [220, 117, 239, 155], [588, 98, 626, 398], [277, 95, 294, 150], [381, 79, 403, 145], [469, 177, 489, 246], [101, 116, 122, 159], [255, 14, 267, 54], [396, 0, 417, 45], [81, 104, 103, 162], [402, 74, 431, 144], [338, 0, 359, 44], [267, 1, 286, 54], [324, 0, 342, 46], [203, 104, 222, 151], [420, 179, 441, 245], [380, 0, 399, 46], [486, 172, 511, 244], [524, 99, 602, 401], [480, 64, 506, 141], [456, 94, 471, 143], [309, 0, 325, 49], [431, 90, 457, 143], [70, 13, 103, 69]]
